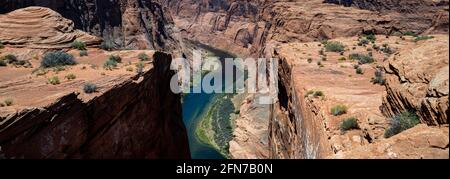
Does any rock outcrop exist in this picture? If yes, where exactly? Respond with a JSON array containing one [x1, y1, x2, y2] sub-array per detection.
[[382, 36, 449, 126], [0, 52, 190, 159], [330, 124, 449, 159], [0, 0, 180, 51], [324, 0, 449, 34], [0, 7, 101, 49]]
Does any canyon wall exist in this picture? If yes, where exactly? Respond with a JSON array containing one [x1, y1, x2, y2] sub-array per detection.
[[0, 52, 190, 159], [0, 0, 180, 51], [382, 37, 449, 126], [164, 0, 449, 57]]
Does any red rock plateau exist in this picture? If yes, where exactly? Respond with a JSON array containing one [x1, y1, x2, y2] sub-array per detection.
[[0, 0, 448, 159]]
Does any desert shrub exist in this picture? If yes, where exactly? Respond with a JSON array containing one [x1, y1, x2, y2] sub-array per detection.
[[126, 67, 134, 72], [79, 50, 88, 57], [41, 51, 76, 68], [313, 91, 324, 97], [136, 62, 145, 74], [100, 41, 114, 51], [371, 68, 386, 85], [83, 83, 98, 93], [71, 40, 86, 50], [324, 41, 345, 52], [414, 36, 434, 42], [340, 117, 359, 132], [338, 57, 346, 62], [307, 58, 313, 63], [353, 64, 360, 69], [384, 112, 420, 138], [103, 59, 118, 70], [403, 31, 416, 36], [373, 44, 380, 51], [349, 53, 374, 64], [138, 53, 150, 61], [4, 98, 13, 106], [108, 55, 122, 63], [321, 56, 327, 61], [65, 73, 76, 80], [365, 34, 376, 43], [2, 54, 17, 63], [356, 66, 363, 74], [48, 76, 60, 85], [0, 40, 4, 49], [0, 60, 6, 66], [357, 38, 369, 46], [331, 104, 348, 116], [305, 90, 324, 98], [380, 44, 394, 55]]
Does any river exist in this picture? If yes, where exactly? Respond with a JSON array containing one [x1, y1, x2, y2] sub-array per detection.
[[182, 41, 240, 159]]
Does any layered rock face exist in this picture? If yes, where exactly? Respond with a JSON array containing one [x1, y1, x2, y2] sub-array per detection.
[[0, 0, 180, 51], [0, 52, 190, 159], [382, 37, 449, 126], [324, 0, 449, 34], [0, 7, 101, 49], [164, 0, 449, 57]]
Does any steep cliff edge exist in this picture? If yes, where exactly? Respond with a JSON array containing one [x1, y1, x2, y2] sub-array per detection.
[[0, 51, 190, 159], [270, 35, 449, 159], [0, 0, 180, 51]]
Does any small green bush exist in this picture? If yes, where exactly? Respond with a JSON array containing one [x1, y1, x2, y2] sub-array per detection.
[[4, 98, 13, 106], [41, 51, 76, 68], [371, 68, 386, 85], [356, 66, 363, 74], [331, 104, 348, 116], [305, 90, 325, 98], [103, 59, 118, 70], [108, 55, 122, 63], [338, 57, 346, 62], [357, 38, 369, 46], [365, 34, 376, 43], [349, 53, 374, 64], [403, 31, 416, 36], [65, 73, 76, 80], [136, 62, 145, 74], [83, 83, 98, 93], [48, 76, 60, 85], [71, 40, 86, 50], [313, 91, 324, 97], [138, 53, 150, 61], [340, 117, 359, 132], [324, 41, 346, 52], [384, 112, 420, 138], [79, 50, 88, 57], [414, 36, 434, 42], [100, 41, 114, 51], [2, 54, 18, 63], [0, 60, 6, 66], [126, 67, 134, 72], [0, 40, 4, 49]]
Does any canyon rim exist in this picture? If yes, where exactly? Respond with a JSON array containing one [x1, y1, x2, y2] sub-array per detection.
[[0, 0, 448, 159]]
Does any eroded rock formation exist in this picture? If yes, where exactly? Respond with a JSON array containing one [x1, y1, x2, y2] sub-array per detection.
[[0, 7, 101, 49], [0, 0, 180, 51], [0, 52, 190, 159], [382, 36, 449, 126]]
